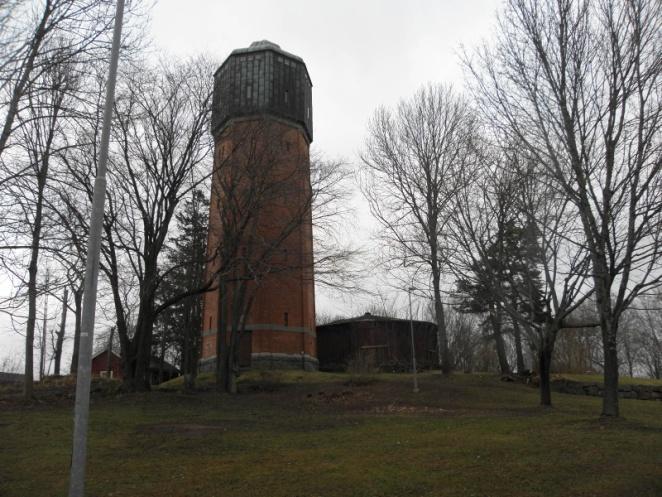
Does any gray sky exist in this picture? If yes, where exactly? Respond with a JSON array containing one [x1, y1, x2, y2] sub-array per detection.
[[1, 0, 504, 369], [147, 0, 503, 315], [149, 0, 501, 161]]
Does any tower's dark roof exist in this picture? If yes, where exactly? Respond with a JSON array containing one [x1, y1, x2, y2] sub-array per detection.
[[214, 40, 311, 84], [230, 40, 304, 63], [212, 40, 313, 142], [317, 312, 436, 329]]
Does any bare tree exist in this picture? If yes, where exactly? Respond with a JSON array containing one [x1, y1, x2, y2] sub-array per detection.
[[0, 57, 76, 398], [58, 56, 215, 391], [50, 286, 67, 375], [155, 188, 208, 391], [465, 0, 662, 416], [0, 0, 121, 160], [102, 57, 214, 391], [629, 295, 662, 379], [451, 147, 594, 406], [360, 84, 477, 375]]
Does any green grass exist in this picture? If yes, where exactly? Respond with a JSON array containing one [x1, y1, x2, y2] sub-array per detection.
[[1, 372, 661, 497]]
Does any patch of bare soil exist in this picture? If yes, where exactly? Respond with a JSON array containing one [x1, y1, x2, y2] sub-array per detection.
[[372, 403, 451, 415], [135, 422, 227, 437]]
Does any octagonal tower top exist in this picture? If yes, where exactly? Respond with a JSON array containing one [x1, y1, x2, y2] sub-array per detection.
[[212, 40, 313, 142]]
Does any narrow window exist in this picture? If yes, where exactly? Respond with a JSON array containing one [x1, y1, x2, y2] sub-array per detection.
[[284, 312, 289, 327], [284, 90, 289, 104], [209, 316, 212, 329], [246, 85, 252, 100]]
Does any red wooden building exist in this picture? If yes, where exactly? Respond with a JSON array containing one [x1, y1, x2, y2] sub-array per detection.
[[91, 349, 122, 379], [91, 349, 179, 384]]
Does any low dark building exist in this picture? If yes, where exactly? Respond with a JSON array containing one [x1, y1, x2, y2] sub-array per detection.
[[316, 313, 438, 372], [0, 372, 24, 383]]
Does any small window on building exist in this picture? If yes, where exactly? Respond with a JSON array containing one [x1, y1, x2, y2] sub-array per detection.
[[209, 316, 212, 330], [246, 85, 252, 100], [284, 312, 289, 327], [284, 90, 289, 104]]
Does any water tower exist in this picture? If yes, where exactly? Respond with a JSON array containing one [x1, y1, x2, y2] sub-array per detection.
[[200, 41, 317, 371]]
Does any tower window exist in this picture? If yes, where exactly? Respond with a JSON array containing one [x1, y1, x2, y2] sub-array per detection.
[[284, 312, 289, 326], [209, 316, 212, 329], [246, 85, 252, 100]]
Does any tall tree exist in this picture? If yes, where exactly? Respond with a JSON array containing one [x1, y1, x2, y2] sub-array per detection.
[[1, 57, 76, 398], [451, 148, 594, 406], [104, 57, 214, 391], [360, 84, 477, 375], [465, 0, 662, 416], [0, 0, 119, 160], [156, 188, 208, 391], [59, 56, 214, 391]]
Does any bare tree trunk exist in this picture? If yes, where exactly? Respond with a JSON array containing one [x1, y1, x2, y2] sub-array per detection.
[[106, 326, 115, 376], [158, 325, 165, 384], [539, 346, 553, 407], [69, 283, 83, 374], [601, 317, 620, 417], [215, 278, 227, 392], [490, 305, 511, 375], [53, 287, 68, 375], [39, 278, 49, 380], [432, 269, 450, 374], [23, 166, 48, 398], [512, 319, 526, 374], [0, 1, 52, 157]]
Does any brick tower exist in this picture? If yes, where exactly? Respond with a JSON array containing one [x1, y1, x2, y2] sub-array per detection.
[[200, 41, 317, 371]]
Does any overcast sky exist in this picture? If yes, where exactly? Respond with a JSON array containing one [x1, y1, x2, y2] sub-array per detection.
[[148, 0, 502, 161], [1, 0, 505, 370], [147, 0, 504, 314]]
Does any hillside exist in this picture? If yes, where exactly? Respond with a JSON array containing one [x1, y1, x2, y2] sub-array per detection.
[[1, 372, 661, 497]]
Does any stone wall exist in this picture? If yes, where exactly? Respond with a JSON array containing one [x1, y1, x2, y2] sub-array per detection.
[[199, 353, 318, 373], [551, 378, 662, 400]]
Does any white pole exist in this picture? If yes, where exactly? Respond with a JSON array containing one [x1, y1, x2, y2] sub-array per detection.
[[408, 287, 419, 393], [68, 1, 125, 496]]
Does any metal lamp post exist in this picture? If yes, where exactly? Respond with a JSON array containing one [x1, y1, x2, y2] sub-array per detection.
[[68, 1, 125, 496], [408, 287, 419, 393]]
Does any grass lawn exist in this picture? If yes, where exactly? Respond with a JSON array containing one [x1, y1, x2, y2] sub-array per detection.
[[1, 371, 661, 497]]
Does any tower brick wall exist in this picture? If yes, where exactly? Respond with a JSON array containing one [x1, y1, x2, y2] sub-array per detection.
[[200, 41, 316, 371]]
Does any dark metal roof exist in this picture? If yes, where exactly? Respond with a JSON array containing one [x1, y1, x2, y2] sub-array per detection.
[[214, 40, 312, 85], [231, 40, 304, 63], [212, 40, 313, 142], [317, 312, 437, 329]]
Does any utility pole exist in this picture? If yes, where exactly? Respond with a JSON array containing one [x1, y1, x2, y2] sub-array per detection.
[[408, 287, 419, 393], [68, 1, 125, 496]]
